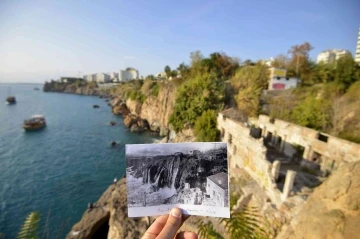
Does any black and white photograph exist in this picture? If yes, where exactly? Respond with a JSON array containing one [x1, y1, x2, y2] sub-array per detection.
[[126, 142, 230, 218]]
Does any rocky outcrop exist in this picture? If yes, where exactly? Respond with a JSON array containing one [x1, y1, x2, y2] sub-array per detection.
[[123, 114, 149, 132], [140, 83, 176, 134], [111, 82, 177, 135], [277, 161, 360, 239], [66, 178, 155, 239], [43, 81, 99, 96]]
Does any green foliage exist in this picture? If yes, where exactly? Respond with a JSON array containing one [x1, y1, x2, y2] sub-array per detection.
[[170, 70, 178, 77], [333, 54, 359, 92], [17, 212, 40, 239], [151, 83, 160, 97], [291, 95, 332, 131], [230, 64, 269, 117], [220, 207, 268, 239], [197, 221, 225, 239], [194, 110, 219, 141], [169, 72, 225, 132], [164, 65, 171, 78], [197, 205, 270, 239]]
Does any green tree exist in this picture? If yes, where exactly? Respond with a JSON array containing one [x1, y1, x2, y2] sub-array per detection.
[[18, 212, 40, 239], [146, 75, 155, 81], [169, 72, 225, 132], [164, 65, 171, 78], [291, 95, 332, 131], [171, 70, 178, 77], [271, 54, 290, 69], [177, 62, 190, 78], [194, 110, 219, 141], [334, 54, 358, 91], [230, 64, 269, 117]]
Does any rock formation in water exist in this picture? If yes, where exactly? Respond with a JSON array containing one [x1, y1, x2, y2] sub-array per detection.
[[111, 82, 177, 136], [43, 81, 99, 96]]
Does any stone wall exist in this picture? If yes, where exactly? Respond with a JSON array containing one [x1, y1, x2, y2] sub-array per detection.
[[252, 115, 360, 170], [217, 113, 283, 205]]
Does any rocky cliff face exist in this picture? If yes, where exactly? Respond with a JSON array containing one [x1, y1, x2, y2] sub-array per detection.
[[140, 83, 176, 134], [43, 81, 99, 96], [112, 82, 177, 136]]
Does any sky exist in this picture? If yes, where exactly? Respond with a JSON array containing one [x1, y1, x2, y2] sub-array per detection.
[[126, 142, 226, 156], [0, 0, 359, 83]]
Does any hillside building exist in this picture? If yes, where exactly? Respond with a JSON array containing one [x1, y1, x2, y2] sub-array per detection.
[[206, 172, 229, 207]]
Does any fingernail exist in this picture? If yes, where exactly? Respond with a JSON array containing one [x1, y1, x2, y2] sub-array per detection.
[[170, 208, 182, 218]]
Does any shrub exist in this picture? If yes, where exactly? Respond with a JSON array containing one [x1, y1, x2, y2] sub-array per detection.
[[151, 83, 160, 97], [169, 72, 225, 132], [194, 110, 219, 141]]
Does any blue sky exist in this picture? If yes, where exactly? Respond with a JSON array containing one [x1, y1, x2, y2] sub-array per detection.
[[0, 0, 359, 83]]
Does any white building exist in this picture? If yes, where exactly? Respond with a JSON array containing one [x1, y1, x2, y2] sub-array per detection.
[[316, 49, 351, 64], [110, 72, 119, 82], [96, 73, 111, 83], [356, 28, 360, 64], [119, 68, 139, 81], [156, 72, 167, 79], [206, 172, 228, 207], [268, 67, 299, 90]]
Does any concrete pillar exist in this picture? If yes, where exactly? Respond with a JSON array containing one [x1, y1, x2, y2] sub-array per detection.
[[271, 132, 277, 145], [280, 135, 286, 152], [281, 170, 296, 201], [303, 145, 312, 160], [262, 126, 267, 137], [271, 160, 281, 181]]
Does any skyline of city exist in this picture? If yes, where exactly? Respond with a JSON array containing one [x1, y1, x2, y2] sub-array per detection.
[[1, 0, 359, 83]]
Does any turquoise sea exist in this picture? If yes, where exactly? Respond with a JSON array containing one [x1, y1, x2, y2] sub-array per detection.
[[0, 84, 157, 238]]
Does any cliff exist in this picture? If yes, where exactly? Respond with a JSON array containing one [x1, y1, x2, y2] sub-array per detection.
[[43, 80, 99, 96], [112, 81, 177, 136]]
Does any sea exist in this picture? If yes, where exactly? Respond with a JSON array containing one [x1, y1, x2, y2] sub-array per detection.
[[0, 83, 158, 238]]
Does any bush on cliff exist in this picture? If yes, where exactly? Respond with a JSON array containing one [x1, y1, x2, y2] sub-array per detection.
[[169, 72, 225, 132], [194, 110, 219, 141]]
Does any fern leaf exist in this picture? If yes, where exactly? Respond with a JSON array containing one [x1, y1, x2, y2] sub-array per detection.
[[17, 212, 40, 239]]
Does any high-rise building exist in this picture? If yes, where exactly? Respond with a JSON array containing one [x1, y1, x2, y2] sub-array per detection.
[[356, 27, 360, 64], [316, 49, 350, 64]]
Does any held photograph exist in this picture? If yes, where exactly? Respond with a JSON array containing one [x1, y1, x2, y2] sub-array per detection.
[[126, 142, 230, 218]]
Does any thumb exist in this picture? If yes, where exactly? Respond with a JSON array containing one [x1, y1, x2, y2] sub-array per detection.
[[157, 208, 182, 239]]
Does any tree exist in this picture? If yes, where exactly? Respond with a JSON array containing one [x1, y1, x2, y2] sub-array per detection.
[[291, 95, 332, 131], [287, 42, 314, 80], [164, 65, 171, 78], [177, 62, 190, 78], [170, 70, 178, 77], [230, 64, 269, 117], [190, 50, 203, 66], [169, 72, 225, 132], [334, 54, 358, 91], [194, 110, 219, 141], [146, 75, 155, 81], [271, 54, 290, 69]]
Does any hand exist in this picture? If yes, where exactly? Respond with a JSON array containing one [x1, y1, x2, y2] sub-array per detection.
[[142, 208, 198, 239]]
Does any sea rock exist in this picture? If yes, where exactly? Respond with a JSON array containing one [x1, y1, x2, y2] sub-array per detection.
[[112, 103, 130, 116], [123, 114, 137, 128], [284, 161, 360, 239], [130, 124, 145, 133], [159, 127, 169, 137]]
